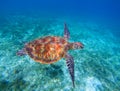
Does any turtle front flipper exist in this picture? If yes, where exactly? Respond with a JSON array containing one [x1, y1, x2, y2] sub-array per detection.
[[64, 23, 70, 40], [65, 54, 75, 87], [16, 48, 26, 56]]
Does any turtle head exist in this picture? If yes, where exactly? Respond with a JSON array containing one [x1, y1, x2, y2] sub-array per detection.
[[71, 42, 84, 49]]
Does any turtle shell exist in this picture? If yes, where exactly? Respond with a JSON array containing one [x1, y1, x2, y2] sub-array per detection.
[[25, 36, 68, 64]]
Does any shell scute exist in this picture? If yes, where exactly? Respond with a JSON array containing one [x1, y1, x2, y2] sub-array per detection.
[[25, 36, 68, 64]]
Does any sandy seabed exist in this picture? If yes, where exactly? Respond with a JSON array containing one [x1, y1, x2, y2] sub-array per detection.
[[0, 15, 120, 91]]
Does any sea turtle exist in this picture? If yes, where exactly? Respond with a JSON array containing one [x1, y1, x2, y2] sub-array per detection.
[[17, 23, 84, 87]]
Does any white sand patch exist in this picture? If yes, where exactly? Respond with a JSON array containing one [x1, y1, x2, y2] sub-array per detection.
[[85, 77, 103, 91]]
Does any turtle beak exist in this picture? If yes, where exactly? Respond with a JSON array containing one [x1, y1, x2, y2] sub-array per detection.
[[80, 43, 84, 49]]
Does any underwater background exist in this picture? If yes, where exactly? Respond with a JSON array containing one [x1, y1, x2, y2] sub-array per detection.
[[0, 0, 120, 91]]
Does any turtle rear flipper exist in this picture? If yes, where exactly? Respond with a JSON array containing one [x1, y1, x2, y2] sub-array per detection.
[[16, 48, 26, 56], [65, 54, 75, 87]]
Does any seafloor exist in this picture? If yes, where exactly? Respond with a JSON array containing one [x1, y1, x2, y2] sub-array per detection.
[[0, 15, 120, 91]]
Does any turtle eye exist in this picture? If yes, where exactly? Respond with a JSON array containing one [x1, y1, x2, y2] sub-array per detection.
[[74, 43, 79, 49], [73, 43, 84, 49], [75, 44, 78, 48]]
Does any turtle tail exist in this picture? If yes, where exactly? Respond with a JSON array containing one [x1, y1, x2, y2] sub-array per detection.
[[16, 48, 26, 56]]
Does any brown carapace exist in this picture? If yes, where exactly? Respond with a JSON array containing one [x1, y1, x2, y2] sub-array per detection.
[[25, 36, 68, 64], [17, 23, 84, 87]]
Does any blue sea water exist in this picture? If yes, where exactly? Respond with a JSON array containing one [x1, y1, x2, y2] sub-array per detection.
[[0, 0, 120, 91]]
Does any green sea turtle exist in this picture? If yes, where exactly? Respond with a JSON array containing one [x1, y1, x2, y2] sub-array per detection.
[[17, 23, 84, 87]]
